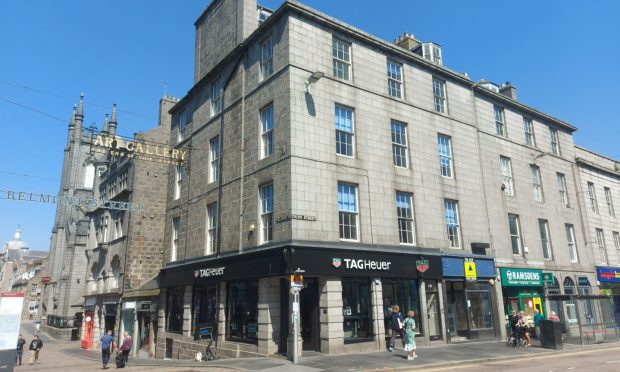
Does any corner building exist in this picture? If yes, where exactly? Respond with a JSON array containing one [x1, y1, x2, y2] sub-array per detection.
[[156, 0, 596, 358]]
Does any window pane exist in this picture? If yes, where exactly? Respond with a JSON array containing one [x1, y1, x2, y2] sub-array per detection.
[[391, 121, 407, 168], [396, 192, 414, 244], [342, 279, 373, 342], [227, 280, 259, 343], [444, 199, 460, 248], [335, 105, 354, 156], [438, 134, 453, 178]]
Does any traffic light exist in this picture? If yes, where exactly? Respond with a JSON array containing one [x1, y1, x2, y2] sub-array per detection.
[[290, 273, 304, 288]]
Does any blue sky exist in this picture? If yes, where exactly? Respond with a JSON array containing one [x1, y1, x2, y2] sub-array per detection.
[[1, 0, 618, 251]]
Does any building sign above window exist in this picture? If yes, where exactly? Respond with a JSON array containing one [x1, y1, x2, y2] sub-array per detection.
[[499, 268, 542, 287], [596, 267, 620, 283], [94, 134, 187, 164]]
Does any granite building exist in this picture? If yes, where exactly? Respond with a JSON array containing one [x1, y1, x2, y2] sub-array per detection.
[[155, 0, 603, 359], [81, 97, 175, 357], [42, 96, 109, 339], [574, 146, 620, 323]]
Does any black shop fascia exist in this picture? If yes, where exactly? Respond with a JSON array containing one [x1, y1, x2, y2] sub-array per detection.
[[160, 244, 443, 287]]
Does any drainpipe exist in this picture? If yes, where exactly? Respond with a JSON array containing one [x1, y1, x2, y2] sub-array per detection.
[[215, 52, 246, 258]]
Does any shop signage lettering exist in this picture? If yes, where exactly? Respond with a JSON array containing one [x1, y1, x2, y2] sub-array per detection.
[[332, 258, 391, 271], [1, 189, 145, 212], [94, 134, 187, 163], [194, 266, 225, 278], [500, 268, 542, 287], [596, 267, 620, 283]]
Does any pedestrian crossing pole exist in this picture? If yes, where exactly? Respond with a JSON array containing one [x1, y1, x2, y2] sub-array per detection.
[[289, 269, 305, 364]]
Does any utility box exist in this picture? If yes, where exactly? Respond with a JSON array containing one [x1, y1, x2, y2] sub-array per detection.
[[540, 320, 563, 349]]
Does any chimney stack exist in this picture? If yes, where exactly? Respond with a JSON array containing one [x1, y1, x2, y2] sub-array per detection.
[[395, 32, 419, 51], [499, 82, 518, 100]]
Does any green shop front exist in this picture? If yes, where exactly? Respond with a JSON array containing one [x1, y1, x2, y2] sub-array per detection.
[[499, 268, 545, 320]]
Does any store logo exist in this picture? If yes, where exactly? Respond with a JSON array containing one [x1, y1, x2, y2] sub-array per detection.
[[194, 267, 226, 278], [332, 258, 391, 271], [416, 260, 429, 273], [506, 270, 539, 281]]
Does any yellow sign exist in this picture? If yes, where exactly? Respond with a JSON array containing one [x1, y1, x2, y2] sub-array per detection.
[[464, 260, 477, 280]]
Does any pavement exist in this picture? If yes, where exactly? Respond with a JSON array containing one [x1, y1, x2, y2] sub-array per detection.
[[20, 321, 620, 371]]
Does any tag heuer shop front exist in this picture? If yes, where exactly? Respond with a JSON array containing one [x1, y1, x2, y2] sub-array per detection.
[[158, 244, 475, 359]]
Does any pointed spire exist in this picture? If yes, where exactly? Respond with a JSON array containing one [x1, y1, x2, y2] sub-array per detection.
[[67, 104, 77, 143], [109, 103, 117, 136], [74, 93, 84, 140], [76, 92, 84, 118], [102, 113, 109, 134]]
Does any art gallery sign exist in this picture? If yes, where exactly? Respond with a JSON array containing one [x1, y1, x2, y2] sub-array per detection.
[[0, 189, 144, 212], [94, 134, 187, 164]]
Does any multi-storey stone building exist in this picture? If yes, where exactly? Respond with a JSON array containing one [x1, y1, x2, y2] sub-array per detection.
[[42, 96, 109, 339], [574, 146, 620, 322], [81, 97, 175, 357], [155, 0, 602, 359]]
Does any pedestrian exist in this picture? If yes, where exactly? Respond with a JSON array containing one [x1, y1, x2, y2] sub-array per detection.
[[548, 311, 560, 321], [100, 330, 115, 369], [533, 309, 543, 339], [119, 331, 133, 367], [403, 310, 418, 360], [519, 311, 531, 347], [16, 334, 26, 366], [388, 305, 405, 352], [28, 335, 43, 365]]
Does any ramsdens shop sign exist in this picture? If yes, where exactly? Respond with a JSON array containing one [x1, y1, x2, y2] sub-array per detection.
[[500, 268, 543, 287]]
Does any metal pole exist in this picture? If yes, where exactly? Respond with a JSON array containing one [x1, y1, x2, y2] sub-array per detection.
[[293, 290, 299, 364]]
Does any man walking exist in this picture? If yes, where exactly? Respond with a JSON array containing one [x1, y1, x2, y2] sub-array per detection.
[[16, 334, 26, 365], [28, 335, 43, 365], [100, 330, 115, 369]]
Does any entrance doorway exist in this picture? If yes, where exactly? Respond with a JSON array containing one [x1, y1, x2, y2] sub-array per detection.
[[300, 278, 320, 351], [425, 280, 442, 341]]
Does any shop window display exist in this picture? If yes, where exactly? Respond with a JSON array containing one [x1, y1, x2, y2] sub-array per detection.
[[227, 280, 259, 343], [342, 278, 373, 342], [382, 279, 421, 336], [193, 283, 218, 335], [166, 287, 184, 333]]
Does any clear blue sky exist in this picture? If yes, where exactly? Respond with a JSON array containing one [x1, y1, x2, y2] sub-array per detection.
[[1, 0, 618, 251]]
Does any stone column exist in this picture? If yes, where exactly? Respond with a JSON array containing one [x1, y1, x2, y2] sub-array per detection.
[[258, 277, 280, 355], [182, 285, 193, 338], [155, 289, 166, 359], [217, 281, 226, 339], [370, 279, 384, 350], [437, 281, 447, 342], [419, 280, 429, 344], [319, 277, 344, 354]]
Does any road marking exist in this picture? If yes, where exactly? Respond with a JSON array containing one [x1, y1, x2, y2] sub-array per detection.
[[566, 368, 576, 370], [605, 360, 619, 364]]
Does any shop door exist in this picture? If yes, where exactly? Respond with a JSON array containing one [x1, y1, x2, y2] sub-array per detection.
[[426, 281, 442, 340], [139, 313, 152, 353], [300, 278, 320, 351]]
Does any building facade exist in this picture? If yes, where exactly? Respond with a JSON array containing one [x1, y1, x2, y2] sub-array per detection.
[[154, 0, 603, 359], [81, 97, 175, 356], [575, 146, 620, 324]]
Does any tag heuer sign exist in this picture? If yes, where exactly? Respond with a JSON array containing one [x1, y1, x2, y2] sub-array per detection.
[[332, 258, 342, 268], [416, 260, 429, 273]]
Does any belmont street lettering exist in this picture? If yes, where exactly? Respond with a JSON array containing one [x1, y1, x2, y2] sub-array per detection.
[[93, 134, 187, 162], [1, 189, 145, 212]]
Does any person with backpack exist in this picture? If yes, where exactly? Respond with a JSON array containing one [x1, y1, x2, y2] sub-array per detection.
[[388, 305, 405, 352]]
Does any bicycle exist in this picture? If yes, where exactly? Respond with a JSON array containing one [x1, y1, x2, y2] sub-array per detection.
[[198, 326, 221, 361]]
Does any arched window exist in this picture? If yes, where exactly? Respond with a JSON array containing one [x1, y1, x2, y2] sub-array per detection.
[[111, 255, 121, 288], [563, 277, 578, 324], [84, 163, 95, 189], [563, 277, 575, 294]]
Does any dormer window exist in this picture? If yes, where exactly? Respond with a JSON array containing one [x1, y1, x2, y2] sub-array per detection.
[[422, 42, 442, 65]]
